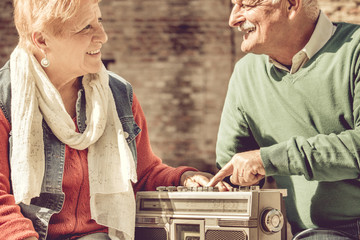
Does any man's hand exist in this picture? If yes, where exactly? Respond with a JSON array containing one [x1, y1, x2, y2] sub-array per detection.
[[180, 171, 232, 191], [207, 150, 265, 187]]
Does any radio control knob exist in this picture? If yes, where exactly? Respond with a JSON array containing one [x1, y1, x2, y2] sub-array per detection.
[[261, 209, 284, 233]]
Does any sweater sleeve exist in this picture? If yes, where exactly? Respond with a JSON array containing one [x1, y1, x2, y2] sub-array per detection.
[[131, 94, 198, 193], [0, 109, 39, 240], [215, 61, 260, 169], [262, 48, 360, 182]]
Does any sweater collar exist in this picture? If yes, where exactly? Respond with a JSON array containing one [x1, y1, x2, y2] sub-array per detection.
[[270, 11, 337, 74]]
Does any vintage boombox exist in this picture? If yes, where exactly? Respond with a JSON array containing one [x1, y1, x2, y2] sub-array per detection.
[[135, 186, 287, 240]]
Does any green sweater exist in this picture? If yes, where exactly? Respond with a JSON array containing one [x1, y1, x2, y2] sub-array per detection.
[[216, 22, 360, 234]]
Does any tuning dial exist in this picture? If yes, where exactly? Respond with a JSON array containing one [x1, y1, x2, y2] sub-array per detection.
[[261, 208, 284, 233]]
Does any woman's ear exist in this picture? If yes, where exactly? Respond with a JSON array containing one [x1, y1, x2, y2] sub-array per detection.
[[286, 0, 302, 20], [32, 32, 48, 53]]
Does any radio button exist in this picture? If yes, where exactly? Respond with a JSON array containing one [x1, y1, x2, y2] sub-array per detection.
[[261, 208, 284, 233]]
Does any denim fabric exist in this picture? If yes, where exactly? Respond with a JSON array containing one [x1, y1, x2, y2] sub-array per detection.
[[0, 62, 11, 123], [0, 62, 140, 239], [293, 220, 360, 240]]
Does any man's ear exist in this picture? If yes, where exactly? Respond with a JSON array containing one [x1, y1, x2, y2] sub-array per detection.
[[286, 0, 302, 20], [32, 32, 49, 53]]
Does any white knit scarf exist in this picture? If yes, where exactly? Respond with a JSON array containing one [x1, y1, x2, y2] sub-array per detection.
[[9, 46, 137, 240]]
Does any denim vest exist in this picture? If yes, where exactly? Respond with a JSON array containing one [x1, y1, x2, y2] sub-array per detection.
[[0, 61, 141, 240]]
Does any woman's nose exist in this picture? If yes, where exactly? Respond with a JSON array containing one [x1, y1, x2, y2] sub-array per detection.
[[94, 25, 108, 44]]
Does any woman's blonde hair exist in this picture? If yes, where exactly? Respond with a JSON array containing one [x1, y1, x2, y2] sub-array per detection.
[[13, 0, 99, 51]]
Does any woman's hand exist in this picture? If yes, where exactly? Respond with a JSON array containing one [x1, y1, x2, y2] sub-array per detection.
[[24, 237, 38, 240], [180, 171, 232, 191]]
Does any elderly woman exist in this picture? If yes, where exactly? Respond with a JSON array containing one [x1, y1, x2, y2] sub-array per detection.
[[0, 0, 229, 239]]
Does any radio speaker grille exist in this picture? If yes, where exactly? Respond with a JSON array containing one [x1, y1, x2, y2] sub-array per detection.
[[135, 227, 167, 240], [205, 229, 247, 240]]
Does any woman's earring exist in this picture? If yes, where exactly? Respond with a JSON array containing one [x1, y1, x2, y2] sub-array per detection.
[[41, 54, 50, 68]]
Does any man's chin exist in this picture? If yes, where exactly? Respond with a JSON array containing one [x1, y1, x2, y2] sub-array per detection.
[[240, 46, 253, 54]]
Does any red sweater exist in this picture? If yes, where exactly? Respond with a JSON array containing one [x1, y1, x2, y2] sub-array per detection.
[[0, 94, 196, 240]]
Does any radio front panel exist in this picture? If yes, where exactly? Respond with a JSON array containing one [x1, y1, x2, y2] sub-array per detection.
[[135, 186, 287, 240]]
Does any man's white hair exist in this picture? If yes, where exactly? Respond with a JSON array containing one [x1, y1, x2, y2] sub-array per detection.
[[272, 0, 319, 21]]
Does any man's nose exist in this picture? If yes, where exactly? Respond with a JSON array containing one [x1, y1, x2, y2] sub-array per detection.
[[229, 4, 245, 27]]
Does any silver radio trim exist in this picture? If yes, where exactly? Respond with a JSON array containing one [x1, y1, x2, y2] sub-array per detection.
[[138, 191, 252, 217], [135, 186, 287, 240]]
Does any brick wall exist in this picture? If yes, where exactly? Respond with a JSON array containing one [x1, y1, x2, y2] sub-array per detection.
[[99, 0, 239, 172], [0, 1, 18, 64], [0, 0, 359, 173], [321, 0, 360, 24]]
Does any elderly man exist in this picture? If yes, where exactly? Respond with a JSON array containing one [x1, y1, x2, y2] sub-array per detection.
[[208, 0, 360, 239]]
